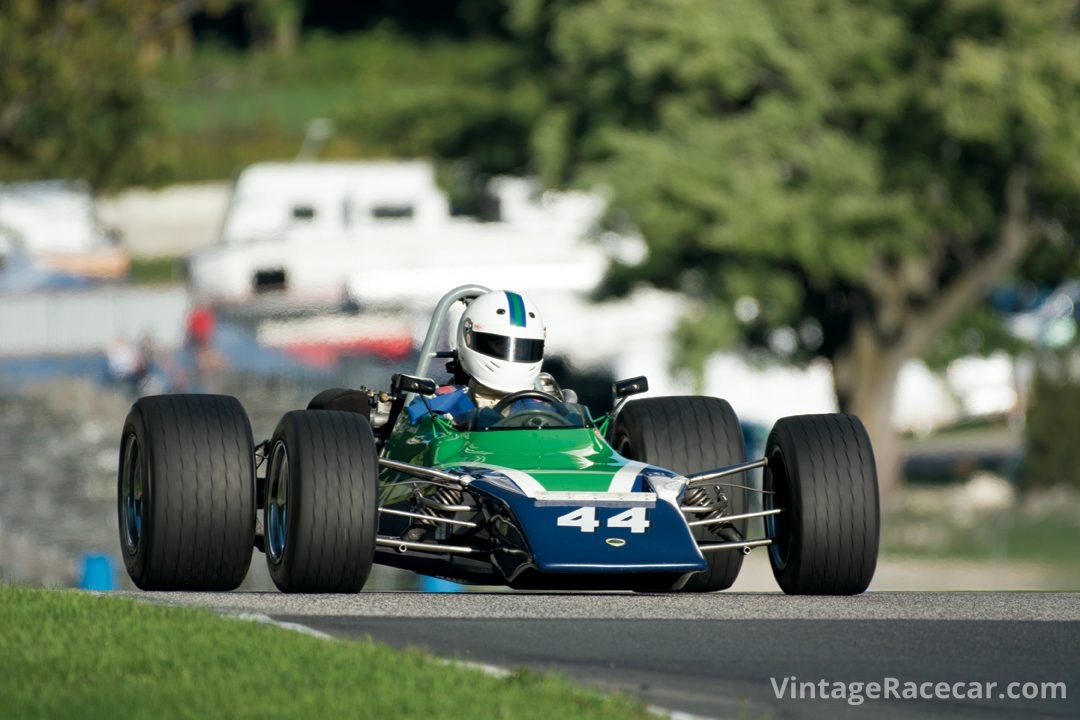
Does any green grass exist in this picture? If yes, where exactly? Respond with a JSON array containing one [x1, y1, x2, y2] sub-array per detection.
[[883, 511, 1080, 565], [880, 485, 1080, 589], [154, 33, 517, 130], [0, 584, 652, 720], [148, 32, 528, 182]]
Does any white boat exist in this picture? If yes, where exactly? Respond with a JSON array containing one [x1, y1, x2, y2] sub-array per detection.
[[0, 180, 128, 290]]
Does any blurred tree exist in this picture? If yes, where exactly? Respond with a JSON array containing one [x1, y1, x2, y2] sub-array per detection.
[[186, 1, 301, 52], [508, 0, 1080, 496], [0, 0, 189, 189], [199, 0, 303, 52], [188, 1, 510, 48], [303, 0, 509, 39], [248, 0, 303, 53], [335, 34, 542, 178]]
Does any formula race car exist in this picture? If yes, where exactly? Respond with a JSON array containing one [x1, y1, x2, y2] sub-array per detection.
[[117, 285, 879, 594]]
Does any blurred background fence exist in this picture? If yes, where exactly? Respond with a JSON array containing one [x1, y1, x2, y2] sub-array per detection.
[[0, 287, 189, 356]]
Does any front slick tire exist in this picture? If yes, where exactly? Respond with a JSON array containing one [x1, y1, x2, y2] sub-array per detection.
[[613, 396, 748, 592], [117, 394, 255, 591], [764, 414, 879, 595], [264, 410, 378, 593]]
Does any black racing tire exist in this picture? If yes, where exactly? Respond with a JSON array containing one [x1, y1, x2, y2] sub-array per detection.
[[764, 414, 879, 595], [306, 388, 371, 419], [612, 396, 748, 592], [264, 410, 378, 593], [117, 394, 256, 591]]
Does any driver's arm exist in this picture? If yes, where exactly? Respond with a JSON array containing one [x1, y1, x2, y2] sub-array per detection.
[[405, 385, 475, 423]]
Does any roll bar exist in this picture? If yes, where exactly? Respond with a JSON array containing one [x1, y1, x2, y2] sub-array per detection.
[[407, 284, 491, 404]]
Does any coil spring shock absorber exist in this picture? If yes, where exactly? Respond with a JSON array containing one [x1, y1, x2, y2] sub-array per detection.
[[418, 486, 465, 526], [685, 485, 734, 537], [401, 486, 467, 542]]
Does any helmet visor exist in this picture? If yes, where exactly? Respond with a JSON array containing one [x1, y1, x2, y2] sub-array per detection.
[[468, 331, 544, 363]]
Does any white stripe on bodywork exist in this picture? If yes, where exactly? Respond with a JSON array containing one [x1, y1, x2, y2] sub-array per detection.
[[453, 462, 546, 497], [534, 491, 656, 508], [608, 460, 647, 493]]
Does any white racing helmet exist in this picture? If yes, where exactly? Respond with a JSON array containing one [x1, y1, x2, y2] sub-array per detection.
[[457, 290, 546, 393]]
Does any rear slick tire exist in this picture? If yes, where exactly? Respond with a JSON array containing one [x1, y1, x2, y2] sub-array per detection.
[[612, 396, 748, 592], [264, 410, 379, 593], [764, 413, 879, 595], [117, 394, 256, 591], [307, 387, 371, 418]]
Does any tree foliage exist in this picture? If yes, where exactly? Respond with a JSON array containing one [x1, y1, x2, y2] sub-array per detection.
[[522, 0, 1080, 351], [503, 0, 1080, 491], [0, 0, 183, 189]]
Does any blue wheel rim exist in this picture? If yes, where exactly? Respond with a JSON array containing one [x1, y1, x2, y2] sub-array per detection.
[[764, 449, 790, 571], [120, 434, 144, 554], [266, 442, 289, 564]]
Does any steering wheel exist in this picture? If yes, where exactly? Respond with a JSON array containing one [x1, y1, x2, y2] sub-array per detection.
[[491, 390, 563, 414], [490, 390, 572, 429]]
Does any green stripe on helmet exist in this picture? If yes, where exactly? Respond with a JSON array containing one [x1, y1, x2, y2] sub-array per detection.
[[505, 291, 527, 327]]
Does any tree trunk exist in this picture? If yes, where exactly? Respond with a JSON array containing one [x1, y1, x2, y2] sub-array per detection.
[[272, 15, 299, 55], [253, 1, 301, 55], [832, 319, 908, 506], [832, 166, 1035, 505]]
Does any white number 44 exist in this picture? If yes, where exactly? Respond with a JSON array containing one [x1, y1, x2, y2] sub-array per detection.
[[556, 507, 650, 534]]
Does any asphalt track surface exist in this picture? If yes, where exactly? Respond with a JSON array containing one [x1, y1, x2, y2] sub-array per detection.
[[130, 591, 1079, 719]]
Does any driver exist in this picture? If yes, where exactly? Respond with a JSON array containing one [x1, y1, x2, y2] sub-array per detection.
[[406, 289, 550, 425]]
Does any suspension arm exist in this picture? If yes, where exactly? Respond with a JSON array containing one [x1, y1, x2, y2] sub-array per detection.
[[686, 508, 782, 527], [379, 457, 468, 485], [686, 458, 769, 486]]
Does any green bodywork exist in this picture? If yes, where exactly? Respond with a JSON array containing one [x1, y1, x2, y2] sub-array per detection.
[[380, 414, 630, 505]]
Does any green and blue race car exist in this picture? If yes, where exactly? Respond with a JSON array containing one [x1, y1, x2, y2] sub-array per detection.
[[118, 285, 879, 594]]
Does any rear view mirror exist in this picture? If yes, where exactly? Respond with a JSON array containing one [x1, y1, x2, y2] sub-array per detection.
[[613, 376, 648, 399], [392, 373, 438, 396]]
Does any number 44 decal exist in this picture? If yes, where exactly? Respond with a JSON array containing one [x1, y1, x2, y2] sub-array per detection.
[[556, 507, 650, 534]]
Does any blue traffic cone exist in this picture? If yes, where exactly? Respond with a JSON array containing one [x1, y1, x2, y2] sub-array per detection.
[[79, 553, 116, 591]]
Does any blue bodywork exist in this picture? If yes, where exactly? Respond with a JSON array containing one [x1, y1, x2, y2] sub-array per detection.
[[463, 471, 706, 581], [378, 415, 708, 589]]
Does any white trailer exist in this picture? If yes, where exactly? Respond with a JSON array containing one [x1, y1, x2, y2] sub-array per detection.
[[185, 160, 634, 307]]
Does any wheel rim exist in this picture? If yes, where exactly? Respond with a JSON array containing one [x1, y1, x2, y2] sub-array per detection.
[[266, 441, 289, 564], [764, 449, 791, 571], [120, 433, 144, 554]]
